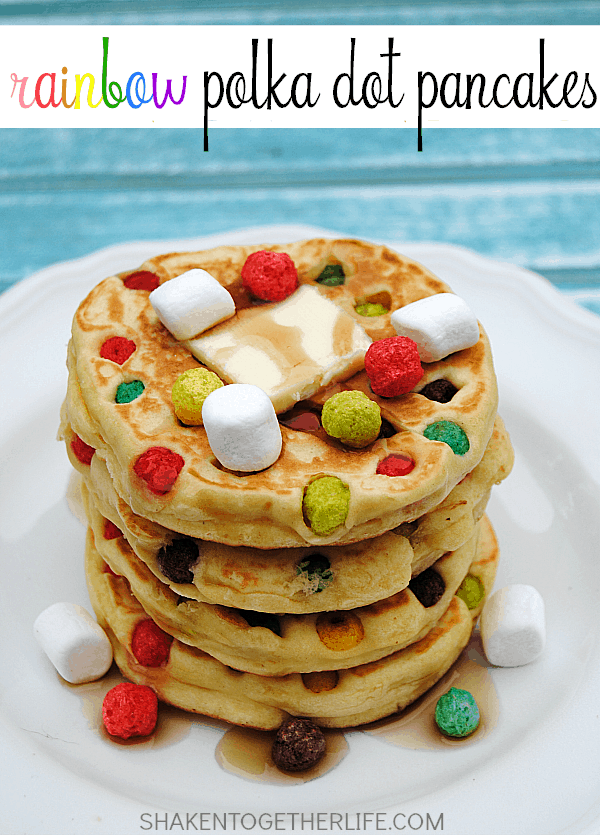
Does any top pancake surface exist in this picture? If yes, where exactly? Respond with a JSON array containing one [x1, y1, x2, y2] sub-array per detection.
[[65, 238, 498, 548]]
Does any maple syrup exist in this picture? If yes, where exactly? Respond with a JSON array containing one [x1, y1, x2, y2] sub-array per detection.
[[216, 725, 348, 785], [362, 643, 499, 750]]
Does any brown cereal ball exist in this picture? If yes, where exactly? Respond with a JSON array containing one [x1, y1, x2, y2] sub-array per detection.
[[271, 717, 326, 772]]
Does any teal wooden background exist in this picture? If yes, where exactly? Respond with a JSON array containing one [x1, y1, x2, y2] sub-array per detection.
[[1, 0, 599, 317]]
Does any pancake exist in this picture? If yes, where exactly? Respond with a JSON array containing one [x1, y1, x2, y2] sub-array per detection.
[[85, 488, 483, 675], [60, 238, 499, 548], [76, 415, 512, 616], [85, 515, 499, 729]]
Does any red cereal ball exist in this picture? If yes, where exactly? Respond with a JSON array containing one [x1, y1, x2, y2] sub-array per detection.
[[376, 454, 416, 477], [102, 561, 119, 577], [133, 447, 185, 495], [123, 271, 160, 292], [70, 433, 95, 465], [131, 618, 174, 667], [102, 682, 158, 739], [100, 336, 137, 365], [241, 250, 298, 302], [103, 518, 122, 540], [365, 336, 424, 398]]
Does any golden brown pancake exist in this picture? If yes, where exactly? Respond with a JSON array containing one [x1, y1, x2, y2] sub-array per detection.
[[61, 238, 499, 548], [75, 415, 512, 618], [85, 484, 483, 675], [86, 516, 498, 729]]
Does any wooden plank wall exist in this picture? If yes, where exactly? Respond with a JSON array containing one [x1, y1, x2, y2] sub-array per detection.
[[1, 1, 599, 316]]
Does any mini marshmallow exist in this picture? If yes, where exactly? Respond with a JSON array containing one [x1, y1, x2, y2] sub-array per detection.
[[480, 584, 546, 667], [390, 293, 480, 362], [34, 602, 113, 684], [202, 383, 282, 472], [149, 269, 235, 341]]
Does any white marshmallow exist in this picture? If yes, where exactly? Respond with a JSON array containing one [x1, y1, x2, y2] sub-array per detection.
[[202, 384, 282, 472], [34, 602, 113, 684], [149, 269, 235, 341], [480, 584, 546, 667], [390, 293, 480, 362]]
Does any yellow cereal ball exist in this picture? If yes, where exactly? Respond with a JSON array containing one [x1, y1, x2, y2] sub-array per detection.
[[302, 476, 350, 536], [355, 301, 389, 316], [171, 367, 224, 425], [321, 390, 381, 448], [456, 574, 486, 610], [315, 612, 365, 651], [301, 670, 340, 693]]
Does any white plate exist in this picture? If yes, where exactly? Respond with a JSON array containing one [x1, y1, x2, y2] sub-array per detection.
[[1, 225, 600, 835]]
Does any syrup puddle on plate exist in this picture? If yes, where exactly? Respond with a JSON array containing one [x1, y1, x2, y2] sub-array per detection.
[[361, 644, 499, 750], [67, 643, 495, 775], [216, 726, 349, 785]]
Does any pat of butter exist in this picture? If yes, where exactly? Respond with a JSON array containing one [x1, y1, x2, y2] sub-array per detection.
[[186, 285, 371, 413]]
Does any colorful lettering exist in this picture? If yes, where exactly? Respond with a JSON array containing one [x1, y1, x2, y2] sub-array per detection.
[[74, 73, 103, 109]]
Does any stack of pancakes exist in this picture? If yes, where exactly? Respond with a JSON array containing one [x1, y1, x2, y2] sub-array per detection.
[[59, 238, 513, 729]]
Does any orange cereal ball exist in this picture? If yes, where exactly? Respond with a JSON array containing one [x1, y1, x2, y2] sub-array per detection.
[[302, 670, 340, 693], [315, 611, 365, 651]]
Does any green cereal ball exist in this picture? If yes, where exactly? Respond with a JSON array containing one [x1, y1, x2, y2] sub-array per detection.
[[115, 380, 145, 404], [171, 367, 224, 425], [424, 420, 470, 455], [355, 302, 389, 317], [302, 476, 350, 536], [456, 573, 486, 610], [316, 264, 345, 286], [296, 554, 334, 595], [321, 390, 381, 449], [435, 687, 480, 738]]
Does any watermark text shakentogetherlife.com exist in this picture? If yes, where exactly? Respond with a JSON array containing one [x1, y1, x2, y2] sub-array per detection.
[[139, 810, 444, 831]]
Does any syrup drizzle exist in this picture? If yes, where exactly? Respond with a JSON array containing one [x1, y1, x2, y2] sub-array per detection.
[[361, 642, 499, 750], [69, 642, 496, 775], [216, 726, 348, 785]]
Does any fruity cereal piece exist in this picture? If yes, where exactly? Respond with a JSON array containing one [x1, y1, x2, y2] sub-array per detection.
[[102, 562, 119, 577], [409, 568, 445, 608], [355, 302, 389, 317], [272, 717, 326, 772], [157, 539, 199, 584], [456, 573, 486, 610], [376, 454, 415, 477], [435, 687, 480, 738], [123, 271, 160, 292], [424, 420, 470, 455], [241, 250, 298, 302], [302, 476, 350, 536], [302, 670, 339, 693], [70, 434, 95, 465], [102, 682, 158, 739], [100, 336, 136, 365], [315, 611, 365, 651], [296, 554, 334, 595], [131, 618, 173, 667], [321, 390, 381, 449], [103, 518, 122, 540], [316, 264, 345, 286], [133, 447, 184, 494], [419, 379, 458, 403], [364, 336, 424, 398], [171, 367, 223, 426], [115, 380, 145, 404]]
